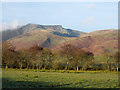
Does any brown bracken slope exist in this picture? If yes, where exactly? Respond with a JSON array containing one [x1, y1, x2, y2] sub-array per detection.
[[55, 29, 118, 55], [3, 24, 118, 55]]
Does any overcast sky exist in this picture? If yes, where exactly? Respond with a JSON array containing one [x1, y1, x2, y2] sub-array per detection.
[[1, 2, 118, 32]]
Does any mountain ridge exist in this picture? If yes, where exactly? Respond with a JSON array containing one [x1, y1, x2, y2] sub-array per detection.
[[1, 23, 118, 55], [1, 23, 86, 42], [57, 29, 118, 55]]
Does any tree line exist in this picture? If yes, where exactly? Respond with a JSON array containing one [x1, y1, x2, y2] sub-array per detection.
[[2, 41, 119, 71]]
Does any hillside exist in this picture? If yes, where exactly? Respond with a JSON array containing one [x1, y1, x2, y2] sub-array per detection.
[[2, 24, 118, 55], [1, 23, 86, 42], [57, 29, 118, 55], [5, 24, 86, 50]]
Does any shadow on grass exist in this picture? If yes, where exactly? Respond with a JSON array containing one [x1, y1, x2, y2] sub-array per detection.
[[2, 78, 52, 89], [2, 77, 77, 89], [2, 78, 119, 90]]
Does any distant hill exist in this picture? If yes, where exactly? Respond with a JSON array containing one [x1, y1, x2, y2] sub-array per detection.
[[3, 24, 86, 50], [2, 23, 118, 55], [57, 29, 118, 55], [1, 23, 86, 42]]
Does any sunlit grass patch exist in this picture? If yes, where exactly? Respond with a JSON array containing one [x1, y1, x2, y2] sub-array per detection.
[[2, 69, 119, 88]]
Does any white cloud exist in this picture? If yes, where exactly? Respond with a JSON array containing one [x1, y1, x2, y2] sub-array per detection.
[[0, 23, 11, 31], [11, 20, 19, 29], [0, 20, 27, 31]]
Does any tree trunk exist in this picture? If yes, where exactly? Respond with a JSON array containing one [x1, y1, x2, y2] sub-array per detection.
[[20, 64, 22, 69], [27, 64, 29, 69], [66, 61, 68, 70], [82, 68, 84, 71], [65, 66, 67, 70], [117, 64, 118, 71], [77, 66, 79, 71], [39, 67, 40, 69], [39, 64, 41, 69], [107, 65, 109, 71], [5, 64, 8, 69], [109, 63, 111, 71], [37, 64, 39, 70], [32, 65, 35, 69]]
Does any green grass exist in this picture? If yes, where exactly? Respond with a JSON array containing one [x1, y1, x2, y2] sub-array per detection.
[[2, 69, 119, 88]]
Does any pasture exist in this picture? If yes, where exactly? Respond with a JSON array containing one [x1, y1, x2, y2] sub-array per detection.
[[2, 69, 119, 88]]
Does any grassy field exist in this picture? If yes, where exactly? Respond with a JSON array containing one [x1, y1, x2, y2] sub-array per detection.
[[2, 69, 119, 88]]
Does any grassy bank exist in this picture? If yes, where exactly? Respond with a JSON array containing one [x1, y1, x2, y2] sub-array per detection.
[[2, 69, 119, 88]]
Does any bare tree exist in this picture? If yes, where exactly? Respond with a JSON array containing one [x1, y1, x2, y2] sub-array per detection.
[[60, 44, 76, 70], [114, 51, 120, 71], [2, 41, 16, 68]]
